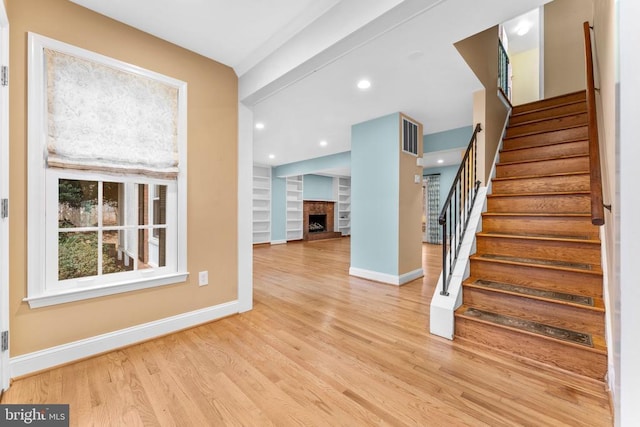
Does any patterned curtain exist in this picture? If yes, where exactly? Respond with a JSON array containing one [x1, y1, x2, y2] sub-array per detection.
[[424, 175, 441, 244]]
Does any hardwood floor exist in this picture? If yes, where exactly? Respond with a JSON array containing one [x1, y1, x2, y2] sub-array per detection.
[[2, 238, 612, 426]]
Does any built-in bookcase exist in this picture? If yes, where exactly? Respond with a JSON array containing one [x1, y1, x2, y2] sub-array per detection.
[[286, 175, 303, 241], [252, 165, 271, 244], [337, 177, 351, 236]]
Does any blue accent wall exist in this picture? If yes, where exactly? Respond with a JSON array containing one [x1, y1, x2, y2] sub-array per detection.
[[423, 125, 472, 153], [303, 174, 334, 200], [273, 151, 350, 177], [271, 176, 286, 242], [350, 113, 399, 276]]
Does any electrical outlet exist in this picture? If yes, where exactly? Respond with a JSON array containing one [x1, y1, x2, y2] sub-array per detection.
[[198, 271, 208, 286]]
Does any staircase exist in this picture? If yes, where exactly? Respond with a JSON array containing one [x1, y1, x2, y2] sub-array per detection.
[[454, 91, 607, 381]]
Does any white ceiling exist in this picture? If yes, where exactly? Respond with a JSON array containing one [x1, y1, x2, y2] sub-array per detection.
[[71, 0, 549, 175]]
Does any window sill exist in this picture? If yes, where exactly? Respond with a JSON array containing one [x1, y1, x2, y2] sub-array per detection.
[[24, 272, 190, 308]]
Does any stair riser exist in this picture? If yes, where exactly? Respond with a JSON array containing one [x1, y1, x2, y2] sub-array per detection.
[[476, 236, 601, 265], [512, 91, 586, 115], [455, 317, 607, 380], [496, 156, 589, 178], [481, 215, 599, 239], [492, 174, 589, 195], [503, 126, 588, 151], [463, 286, 605, 336], [510, 102, 587, 125], [495, 175, 591, 195], [499, 140, 588, 163], [469, 258, 603, 298], [506, 113, 588, 138], [487, 194, 590, 213]]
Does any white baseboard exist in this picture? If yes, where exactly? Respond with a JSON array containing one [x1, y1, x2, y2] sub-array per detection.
[[399, 268, 424, 284], [270, 240, 287, 245], [349, 267, 423, 286], [10, 300, 239, 378]]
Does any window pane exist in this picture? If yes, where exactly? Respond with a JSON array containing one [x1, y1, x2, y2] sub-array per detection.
[[138, 184, 148, 226], [103, 182, 123, 226], [58, 179, 98, 228], [147, 227, 166, 267], [58, 231, 98, 280], [154, 185, 167, 226], [103, 230, 133, 274]]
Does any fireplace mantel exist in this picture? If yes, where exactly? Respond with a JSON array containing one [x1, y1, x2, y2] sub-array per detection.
[[303, 200, 342, 241]]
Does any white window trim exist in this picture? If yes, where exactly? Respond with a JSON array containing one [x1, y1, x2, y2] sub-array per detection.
[[26, 33, 188, 308]]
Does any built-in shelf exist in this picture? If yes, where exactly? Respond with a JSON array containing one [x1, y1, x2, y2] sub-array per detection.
[[337, 177, 351, 236], [286, 175, 303, 241], [252, 165, 271, 244]]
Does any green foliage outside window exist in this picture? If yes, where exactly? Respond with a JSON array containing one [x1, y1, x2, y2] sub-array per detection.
[[58, 232, 127, 280]]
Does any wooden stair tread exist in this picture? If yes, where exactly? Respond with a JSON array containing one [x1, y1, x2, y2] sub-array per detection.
[[455, 305, 606, 354], [497, 154, 588, 167], [509, 109, 587, 128], [487, 190, 590, 198], [511, 91, 586, 115], [464, 278, 605, 311], [482, 212, 591, 218], [470, 253, 602, 274], [477, 231, 598, 242], [492, 171, 589, 182], [500, 138, 588, 152], [503, 123, 587, 141]]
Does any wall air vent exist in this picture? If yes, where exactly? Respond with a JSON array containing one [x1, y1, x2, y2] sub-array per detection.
[[402, 117, 419, 156]]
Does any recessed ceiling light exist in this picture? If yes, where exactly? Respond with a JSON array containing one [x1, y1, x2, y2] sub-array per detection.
[[514, 21, 532, 36], [357, 79, 371, 90], [255, 122, 265, 130], [320, 140, 328, 147], [268, 154, 275, 159], [437, 159, 444, 164]]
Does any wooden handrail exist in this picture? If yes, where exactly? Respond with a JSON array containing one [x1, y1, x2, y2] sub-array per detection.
[[583, 21, 605, 226]]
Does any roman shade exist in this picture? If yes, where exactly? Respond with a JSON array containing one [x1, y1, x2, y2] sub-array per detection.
[[45, 49, 179, 178]]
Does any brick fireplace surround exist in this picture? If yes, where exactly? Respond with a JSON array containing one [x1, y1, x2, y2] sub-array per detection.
[[303, 201, 342, 241]]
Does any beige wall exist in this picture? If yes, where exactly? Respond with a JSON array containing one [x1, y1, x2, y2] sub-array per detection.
[[398, 114, 423, 276], [511, 48, 540, 106], [455, 26, 509, 184], [7, 0, 238, 355], [544, 0, 593, 97]]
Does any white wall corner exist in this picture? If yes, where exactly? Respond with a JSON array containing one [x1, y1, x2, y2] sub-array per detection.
[[399, 268, 424, 285], [237, 103, 253, 313], [429, 187, 487, 339], [600, 224, 615, 394]]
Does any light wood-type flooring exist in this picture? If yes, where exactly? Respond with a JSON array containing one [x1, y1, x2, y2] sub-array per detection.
[[1, 238, 612, 426]]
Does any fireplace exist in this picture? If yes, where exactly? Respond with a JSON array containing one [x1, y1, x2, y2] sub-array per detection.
[[303, 201, 342, 241], [309, 214, 326, 233]]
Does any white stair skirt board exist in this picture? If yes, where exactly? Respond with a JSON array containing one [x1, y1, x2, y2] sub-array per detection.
[[430, 187, 487, 339], [10, 300, 240, 378], [349, 267, 424, 286]]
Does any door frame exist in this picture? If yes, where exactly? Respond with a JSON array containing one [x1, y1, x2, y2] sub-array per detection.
[[0, 0, 9, 391]]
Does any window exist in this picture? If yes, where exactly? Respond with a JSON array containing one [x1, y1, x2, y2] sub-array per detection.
[[27, 33, 188, 308], [402, 117, 419, 156]]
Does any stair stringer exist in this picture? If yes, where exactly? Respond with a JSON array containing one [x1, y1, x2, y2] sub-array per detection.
[[429, 186, 487, 339]]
